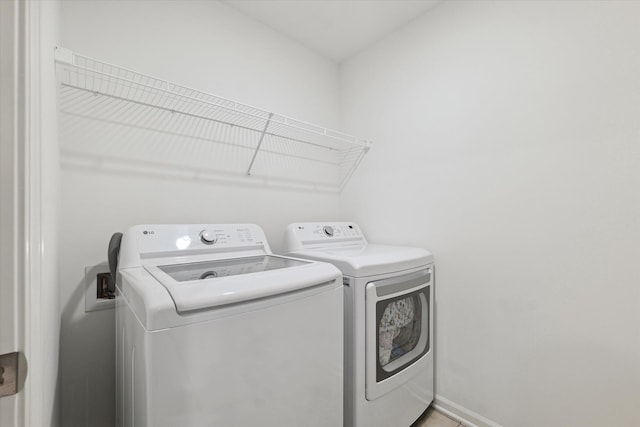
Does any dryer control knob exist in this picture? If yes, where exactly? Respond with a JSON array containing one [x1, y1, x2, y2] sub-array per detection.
[[200, 230, 217, 245], [323, 226, 334, 237]]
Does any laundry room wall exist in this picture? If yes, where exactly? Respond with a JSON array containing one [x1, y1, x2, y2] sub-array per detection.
[[340, 1, 640, 426], [58, 1, 345, 425]]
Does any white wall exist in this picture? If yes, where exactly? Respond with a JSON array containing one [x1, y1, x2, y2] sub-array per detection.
[[341, 1, 640, 426], [58, 1, 344, 425]]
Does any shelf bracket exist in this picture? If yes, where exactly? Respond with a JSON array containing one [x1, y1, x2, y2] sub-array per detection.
[[54, 46, 73, 64], [246, 112, 274, 176]]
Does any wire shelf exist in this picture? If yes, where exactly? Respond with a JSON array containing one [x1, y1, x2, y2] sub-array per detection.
[[54, 47, 370, 191]]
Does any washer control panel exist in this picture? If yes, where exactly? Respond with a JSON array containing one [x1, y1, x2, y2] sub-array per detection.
[[195, 227, 256, 246], [199, 229, 218, 245], [119, 224, 272, 270], [133, 224, 266, 255]]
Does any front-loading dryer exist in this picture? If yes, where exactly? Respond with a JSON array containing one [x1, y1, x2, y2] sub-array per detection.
[[282, 222, 434, 427], [110, 224, 344, 427]]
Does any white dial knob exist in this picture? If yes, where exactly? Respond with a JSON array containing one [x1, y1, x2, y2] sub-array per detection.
[[323, 226, 334, 237], [200, 230, 217, 244]]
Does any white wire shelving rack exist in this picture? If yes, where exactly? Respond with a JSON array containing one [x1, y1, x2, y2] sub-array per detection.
[[54, 47, 371, 191]]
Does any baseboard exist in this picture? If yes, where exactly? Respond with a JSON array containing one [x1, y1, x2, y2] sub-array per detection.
[[433, 395, 503, 427]]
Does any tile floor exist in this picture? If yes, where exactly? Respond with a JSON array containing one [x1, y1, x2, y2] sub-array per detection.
[[413, 406, 467, 427]]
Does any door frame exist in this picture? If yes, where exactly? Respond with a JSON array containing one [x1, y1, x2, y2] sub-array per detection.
[[1, 0, 54, 425], [1, 0, 28, 424]]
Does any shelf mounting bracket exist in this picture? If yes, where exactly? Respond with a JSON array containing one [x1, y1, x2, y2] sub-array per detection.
[[246, 112, 274, 176]]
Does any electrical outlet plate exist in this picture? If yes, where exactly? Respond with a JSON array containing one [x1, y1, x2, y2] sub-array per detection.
[[85, 262, 115, 312]]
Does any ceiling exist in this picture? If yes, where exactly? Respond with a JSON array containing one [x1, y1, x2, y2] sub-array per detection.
[[223, 0, 442, 63]]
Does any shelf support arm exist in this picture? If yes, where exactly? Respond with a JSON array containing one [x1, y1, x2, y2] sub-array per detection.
[[246, 113, 274, 176]]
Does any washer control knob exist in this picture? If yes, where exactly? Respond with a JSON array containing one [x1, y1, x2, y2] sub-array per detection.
[[200, 230, 217, 245], [323, 226, 334, 237]]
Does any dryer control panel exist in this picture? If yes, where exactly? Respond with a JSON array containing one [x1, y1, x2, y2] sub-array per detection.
[[296, 223, 362, 240], [283, 222, 368, 251]]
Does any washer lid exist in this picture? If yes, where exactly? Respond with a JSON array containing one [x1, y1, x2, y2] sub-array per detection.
[[286, 244, 432, 278], [145, 255, 340, 312]]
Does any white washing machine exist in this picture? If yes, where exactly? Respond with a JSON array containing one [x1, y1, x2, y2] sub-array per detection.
[[282, 222, 434, 427], [110, 224, 344, 427]]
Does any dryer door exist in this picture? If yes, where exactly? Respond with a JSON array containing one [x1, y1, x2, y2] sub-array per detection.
[[365, 268, 432, 401]]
